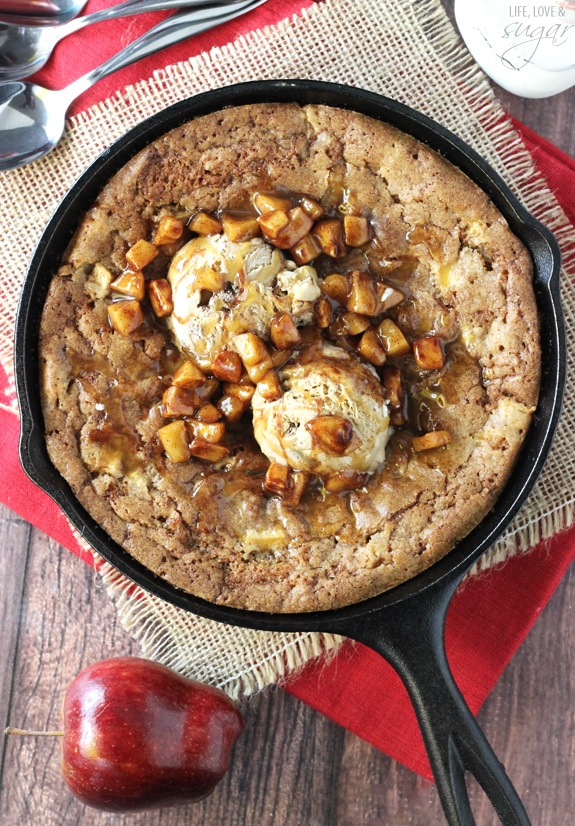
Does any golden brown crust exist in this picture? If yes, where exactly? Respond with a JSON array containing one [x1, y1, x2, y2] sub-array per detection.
[[39, 104, 540, 612]]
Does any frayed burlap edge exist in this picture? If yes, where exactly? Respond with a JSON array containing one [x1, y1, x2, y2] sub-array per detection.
[[2, 0, 575, 695], [78, 534, 344, 700]]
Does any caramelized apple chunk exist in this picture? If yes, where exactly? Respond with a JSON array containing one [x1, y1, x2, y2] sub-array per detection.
[[343, 215, 370, 247], [254, 192, 293, 214], [189, 439, 230, 463], [188, 211, 223, 236], [153, 215, 184, 246], [110, 271, 145, 301], [312, 218, 347, 258], [172, 360, 207, 390], [305, 415, 354, 455], [147, 278, 174, 318], [108, 299, 144, 335], [158, 420, 191, 463], [346, 271, 379, 316], [126, 239, 158, 271], [211, 351, 244, 383], [411, 430, 452, 452], [270, 313, 302, 350], [257, 370, 283, 401], [221, 213, 260, 242], [413, 336, 445, 371], [376, 319, 410, 357], [358, 328, 387, 366]]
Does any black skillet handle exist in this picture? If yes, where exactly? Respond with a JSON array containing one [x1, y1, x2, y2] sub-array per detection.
[[340, 573, 531, 826]]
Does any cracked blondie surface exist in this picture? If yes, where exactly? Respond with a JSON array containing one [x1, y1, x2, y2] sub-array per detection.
[[39, 103, 540, 612]]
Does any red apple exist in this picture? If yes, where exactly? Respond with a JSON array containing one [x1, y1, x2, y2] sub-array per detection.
[[61, 657, 243, 811]]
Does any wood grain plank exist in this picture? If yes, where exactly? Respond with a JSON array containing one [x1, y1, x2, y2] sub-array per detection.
[[2, 532, 574, 825], [0, 505, 32, 772], [1, 3, 574, 823]]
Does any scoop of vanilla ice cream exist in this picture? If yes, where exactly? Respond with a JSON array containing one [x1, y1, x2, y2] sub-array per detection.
[[166, 235, 321, 369], [252, 344, 391, 477]]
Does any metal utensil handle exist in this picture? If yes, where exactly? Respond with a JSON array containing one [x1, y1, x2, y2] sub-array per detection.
[[0, 0, 60, 15], [61, 0, 244, 37], [341, 576, 531, 826], [64, 0, 267, 104]]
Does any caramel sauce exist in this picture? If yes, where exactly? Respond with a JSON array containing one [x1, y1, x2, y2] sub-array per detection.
[[82, 186, 484, 532]]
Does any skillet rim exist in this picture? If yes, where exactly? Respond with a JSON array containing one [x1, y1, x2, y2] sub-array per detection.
[[14, 79, 567, 631]]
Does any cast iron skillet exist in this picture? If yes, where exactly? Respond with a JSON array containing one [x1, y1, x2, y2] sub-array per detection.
[[15, 80, 566, 826]]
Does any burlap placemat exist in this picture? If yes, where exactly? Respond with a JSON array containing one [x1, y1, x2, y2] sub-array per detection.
[[2, 0, 575, 697]]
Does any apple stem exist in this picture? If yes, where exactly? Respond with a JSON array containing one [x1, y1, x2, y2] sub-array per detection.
[[4, 727, 64, 737]]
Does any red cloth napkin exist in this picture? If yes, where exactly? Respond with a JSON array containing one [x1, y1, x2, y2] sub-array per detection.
[[31, 0, 316, 115], [3, 0, 574, 781]]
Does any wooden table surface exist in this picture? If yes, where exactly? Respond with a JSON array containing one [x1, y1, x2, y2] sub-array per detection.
[[1, 2, 574, 824]]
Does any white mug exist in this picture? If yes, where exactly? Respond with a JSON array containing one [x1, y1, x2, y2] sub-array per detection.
[[454, 0, 575, 97]]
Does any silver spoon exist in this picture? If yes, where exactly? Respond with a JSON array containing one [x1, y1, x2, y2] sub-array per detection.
[[0, 0, 88, 26], [0, 0, 268, 171], [0, 0, 243, 81]]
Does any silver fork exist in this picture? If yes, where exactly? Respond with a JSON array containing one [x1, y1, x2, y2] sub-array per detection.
[[0, 0, 269, 170]]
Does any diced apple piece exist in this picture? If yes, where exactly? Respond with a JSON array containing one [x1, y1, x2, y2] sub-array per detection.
[[270, 348, 293, 369], [189, 438, 230, 463], [245, 358, 274, 384], [340, 311, 371, 336], [265, 464, 308, 506], [221, 212, 260, 242], [346, 270, 378, 316], [412, 430, 452, 452], [413, 336, 445, 371], [147, 278, 174, 318], [290, 233, 321, 265], [108, 299, 144, 335], [305, 415, 354, 455], [257, 370, 283, 401], [125, 239, 158, 271], [343, 215, 370, 247], [162, 386, 199, 418], [313, 295, 333, 329], [328, 313, 356, 344], [192, 264, 227, 293], [298, 326, 323, 350], [211, 351, 244, 383], [188, 211, 223, 236], [157, 420, 190, 463], [270, 313, 302, 350], [192, 378, 219, 405], [172, 360, 207, 390], [232, 332, 268, 365], [282, 470, 309, 507], [264, 462, 290, 496], [217, 394, 248, 423], [86, 262, 113, 299], [195, 402, 222, 423], [382, 366, 404, 410], [299, 196, 324, 220], [110, 270, 145, 301], [324, 470, 369, 493], [312, 218, 347, 258], [222, 378, 256, 403], [188, 420, 226, 444], [153, 215, 184, 246], [273, 207, 314, 250], [257, 209, 290, 242], [376, 318, 410, 357], [358, 328, 387, 366], [321, 273, 349, 304], [375, 283, 405, 314], [254, 192, 293, 214]]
